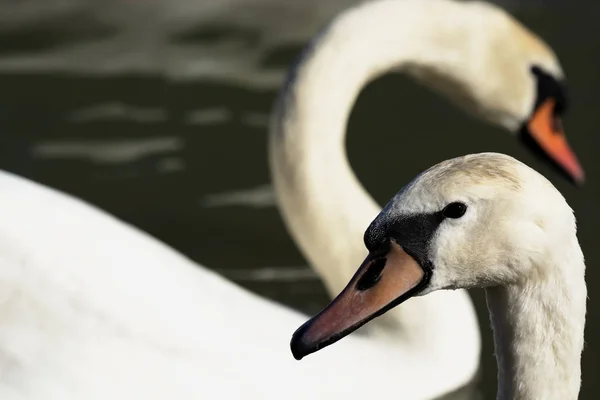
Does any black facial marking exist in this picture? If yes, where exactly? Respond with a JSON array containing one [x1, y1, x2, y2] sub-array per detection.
[[530, 65, 568, 115], [364, 211, 445, 269], [355, 257, 386, 291]]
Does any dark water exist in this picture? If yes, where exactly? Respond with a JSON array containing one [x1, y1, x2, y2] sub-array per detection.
[[0, 2, 598, 399]]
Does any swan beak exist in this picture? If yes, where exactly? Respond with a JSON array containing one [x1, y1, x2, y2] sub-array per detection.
[[290, 241, 425, 360], [526, 98, 585, 185]]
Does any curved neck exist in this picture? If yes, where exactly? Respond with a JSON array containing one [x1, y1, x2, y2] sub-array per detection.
[[268, 1, 480, 386], [269, 0, 477, 295], [485, 239, 586, 400]]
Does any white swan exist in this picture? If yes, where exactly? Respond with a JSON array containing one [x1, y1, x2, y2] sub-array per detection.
[[290, 152, 586, 400], [0, 169, 477, 400], [271, 0, 582, 393], [0, 1, 584, 399]]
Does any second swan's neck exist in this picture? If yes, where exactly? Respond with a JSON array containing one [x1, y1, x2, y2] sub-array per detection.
[[269, 0, 480, 375], [269, 0, 480, 295], [485, 238, 586, 400]]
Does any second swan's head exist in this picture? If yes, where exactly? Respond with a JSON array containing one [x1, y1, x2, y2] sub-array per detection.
[[290, 152, 581, 360], [310, 0, 584, 183], [398, 1, 584, 184]]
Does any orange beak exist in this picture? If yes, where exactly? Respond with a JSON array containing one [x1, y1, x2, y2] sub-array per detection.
[[526, 98, 585, 185], [290, 241, 429, 360]]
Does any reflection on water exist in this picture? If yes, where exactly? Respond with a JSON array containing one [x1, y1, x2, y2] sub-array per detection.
[[32, 137, 181, 164], [0, 1, 599, 399], [202, 184, 275, 208]]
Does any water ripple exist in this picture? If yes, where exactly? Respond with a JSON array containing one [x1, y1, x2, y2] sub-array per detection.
[[31, 137, 183, 164]]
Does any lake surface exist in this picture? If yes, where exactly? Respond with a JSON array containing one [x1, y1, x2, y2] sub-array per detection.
[[0, 1, 598, 398]]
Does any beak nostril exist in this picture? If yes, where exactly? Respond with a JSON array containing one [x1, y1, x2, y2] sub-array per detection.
[[356, 258, 387, 291]]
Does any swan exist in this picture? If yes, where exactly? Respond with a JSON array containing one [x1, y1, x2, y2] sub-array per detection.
[[0, 1, 584, 399], [0, 169, 479, 400], [290, 152, 586, 400], [270, 0, 582, 394]]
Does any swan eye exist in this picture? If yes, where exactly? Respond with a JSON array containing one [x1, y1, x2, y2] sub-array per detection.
[[442, 202, 467, 219]]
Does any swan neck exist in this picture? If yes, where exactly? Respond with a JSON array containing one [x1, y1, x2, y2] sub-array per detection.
[[269, 1, 474, 294], [267, 1, 483, 394], [485, 250, 586, 400]]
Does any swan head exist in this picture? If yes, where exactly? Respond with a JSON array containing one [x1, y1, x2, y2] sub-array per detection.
[[403, 1, 583, 184], [290, 152, 577, 360]]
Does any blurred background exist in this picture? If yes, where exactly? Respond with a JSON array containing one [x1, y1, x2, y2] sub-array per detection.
[[0, 0, 597, 398]]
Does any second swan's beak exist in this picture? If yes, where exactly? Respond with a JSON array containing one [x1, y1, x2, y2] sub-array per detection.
[[525, 98, 585, 185], [290, 241, 427, 360]]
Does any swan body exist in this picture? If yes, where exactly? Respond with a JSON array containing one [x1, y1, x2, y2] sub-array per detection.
[[271, 0, 582, 396], [291, 152, 586, 400], [0, 169, 480, 399]]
